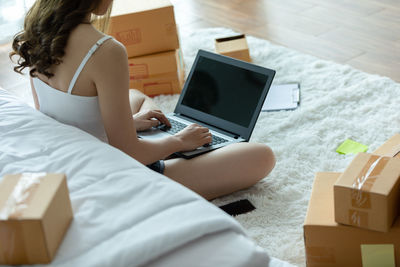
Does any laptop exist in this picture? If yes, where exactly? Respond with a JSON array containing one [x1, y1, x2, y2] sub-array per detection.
[[138, 49, 275, 158]]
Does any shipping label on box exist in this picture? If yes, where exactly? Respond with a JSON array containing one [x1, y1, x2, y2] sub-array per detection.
[[304, 172, 400, 267], [128, 50, 179, 79], [128, 49, 185, 96], [109, 0, 179, 58], [129, 63, 149, 79], [334, 153, 400, 232], [215, 34, 251, 62], [374, 134, 400, 158], [0, 173, 73, 265]]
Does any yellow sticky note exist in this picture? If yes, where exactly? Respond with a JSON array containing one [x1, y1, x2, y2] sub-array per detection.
[[361, 244, 395, 267], [336, 139, 368, 155]]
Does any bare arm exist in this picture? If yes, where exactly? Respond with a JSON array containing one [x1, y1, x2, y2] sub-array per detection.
[[29, 76, 40, 110], [129, 89, 172, 131], [92, 40, 211, 165]]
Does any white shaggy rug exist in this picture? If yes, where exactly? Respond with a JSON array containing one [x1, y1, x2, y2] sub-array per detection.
[[153, 28, 400, 266], [6, 27, 400, 266]]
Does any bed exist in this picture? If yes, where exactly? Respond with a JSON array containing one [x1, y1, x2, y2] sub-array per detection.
[[0, 88, 292, 266]]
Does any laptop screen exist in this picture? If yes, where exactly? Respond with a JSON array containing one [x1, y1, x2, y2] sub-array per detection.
[[180, 56, 269, 128]]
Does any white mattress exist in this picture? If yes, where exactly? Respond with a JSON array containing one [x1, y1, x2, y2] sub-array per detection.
[[0, 89, 293, 267]]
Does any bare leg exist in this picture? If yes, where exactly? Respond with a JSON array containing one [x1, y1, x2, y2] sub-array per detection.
[[129, 89, 276, 198], [164, 142, 276, 200], [129, 89, 159, 114]]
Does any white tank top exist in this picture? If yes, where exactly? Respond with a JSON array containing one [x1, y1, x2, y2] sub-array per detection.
[[33, 36, 112, 143]]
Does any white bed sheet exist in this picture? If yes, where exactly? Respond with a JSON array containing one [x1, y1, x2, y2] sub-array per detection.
[[149, 230, 293, 267], [0, 89, 293, 267]]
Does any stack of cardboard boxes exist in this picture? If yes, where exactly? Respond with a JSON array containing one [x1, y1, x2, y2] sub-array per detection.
[[304, 134, 400, 266], [108, 0, 184, 96]]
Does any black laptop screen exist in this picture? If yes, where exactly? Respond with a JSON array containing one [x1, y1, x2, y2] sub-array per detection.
[[180, 56, 269, 128]]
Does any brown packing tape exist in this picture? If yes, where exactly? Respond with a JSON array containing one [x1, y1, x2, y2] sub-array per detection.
[[306, 246, 336, 263], [351, 155, 389, 211], [0, 222, 15, 263], [8, 182, 41, 220], [351, 189, 371, 209], [0, 173, 45, 263], [352, 155, 389, 191], [0, 173, 44, 219], [349, 209, 369, 228], [0, 222, 29, 264]]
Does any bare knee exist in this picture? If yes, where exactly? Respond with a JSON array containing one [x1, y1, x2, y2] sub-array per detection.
[[251, 144, 275, 182], [129, 89, 145, 100], [129, 89, 146, 114]]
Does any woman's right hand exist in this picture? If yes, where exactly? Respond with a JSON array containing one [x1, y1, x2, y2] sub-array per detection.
[[174, 124, 212, 152]]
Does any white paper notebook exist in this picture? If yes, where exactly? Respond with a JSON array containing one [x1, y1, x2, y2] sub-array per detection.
[[262, 83, 300, 111]]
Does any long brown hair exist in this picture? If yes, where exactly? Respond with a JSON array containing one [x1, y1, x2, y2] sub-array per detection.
[[10, 0, 111, 78]]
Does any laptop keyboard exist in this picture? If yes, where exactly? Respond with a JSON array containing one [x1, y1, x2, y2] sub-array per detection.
[[210, 135, 229, 146], [159, 119, 187, 134], [159, 118, 229, 146]]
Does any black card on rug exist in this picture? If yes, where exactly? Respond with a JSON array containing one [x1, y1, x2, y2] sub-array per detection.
[[219, 199, 256, 216]]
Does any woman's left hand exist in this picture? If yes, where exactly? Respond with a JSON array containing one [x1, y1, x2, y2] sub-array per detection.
[[133, 110, 171, 131]]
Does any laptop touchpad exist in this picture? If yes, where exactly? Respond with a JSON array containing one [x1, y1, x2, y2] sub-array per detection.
[[137, 128, 171, 139]]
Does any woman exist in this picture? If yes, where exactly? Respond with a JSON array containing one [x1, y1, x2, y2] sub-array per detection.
[[10, 0, 275, 200]]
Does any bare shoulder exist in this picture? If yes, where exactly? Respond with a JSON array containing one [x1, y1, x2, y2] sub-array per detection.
[[89, 37, 128, 81], [94, 38, 127, 64], [89, 36, 130, 93]]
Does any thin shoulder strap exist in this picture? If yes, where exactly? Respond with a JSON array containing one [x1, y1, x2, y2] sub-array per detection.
[[67, 36, 112, 94]]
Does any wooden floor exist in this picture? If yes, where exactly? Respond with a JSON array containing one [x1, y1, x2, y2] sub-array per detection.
[[1, 0, 399, 93], [171, 0, 400, 81]]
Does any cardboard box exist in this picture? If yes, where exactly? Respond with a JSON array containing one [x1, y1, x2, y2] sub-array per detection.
[[0, 173, 73, 264], [374, 134, 400, 158], [128, 49, 185, 96], [215, 34, 251, 62], [304, 172, 400, 267], [334, 153, 400, 232], [109, 0, 179, 58]]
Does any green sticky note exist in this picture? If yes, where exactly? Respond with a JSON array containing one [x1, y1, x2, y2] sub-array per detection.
[[336, 139, 368, 155], [361, 244, 395, 267]]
